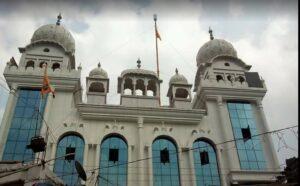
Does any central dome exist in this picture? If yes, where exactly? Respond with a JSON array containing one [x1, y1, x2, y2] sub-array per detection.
[[196, 39, 237, 66], [31, 24, 75, 54]]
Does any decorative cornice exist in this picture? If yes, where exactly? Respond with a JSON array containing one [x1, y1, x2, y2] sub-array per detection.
[[77, 103, 205, 124]]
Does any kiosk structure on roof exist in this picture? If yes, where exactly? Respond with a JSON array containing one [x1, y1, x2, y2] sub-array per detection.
[[0, 14, 281, 186]]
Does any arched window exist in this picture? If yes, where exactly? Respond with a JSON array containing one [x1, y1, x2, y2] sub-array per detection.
[[39, 62, 47, 68], [175, 88, 189, 98], [152, 137, 180, 186], [193, 139, 221, 186], [216, 75, 223, 82], [99, 135, 128, 186], [147, 79, 157, 96], [25, 60, 34, 69], [135, 79, 145, 96], [52, 63, 60, 71], [124, 78, 133, 95], [53, 134, 85, 186], [89, 82, 105, 93]]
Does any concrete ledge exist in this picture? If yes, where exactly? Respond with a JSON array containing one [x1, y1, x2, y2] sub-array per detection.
[[229, 170, 281, 184]]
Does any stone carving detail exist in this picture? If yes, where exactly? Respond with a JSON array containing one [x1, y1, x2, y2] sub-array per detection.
[[191, 128, 211, 135], [153, 122, 173, 133], [104, 120, 125, 131]]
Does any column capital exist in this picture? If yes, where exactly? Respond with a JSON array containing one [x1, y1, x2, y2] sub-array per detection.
[[217, 96, 223, 106], [256, 98, 263, 109]]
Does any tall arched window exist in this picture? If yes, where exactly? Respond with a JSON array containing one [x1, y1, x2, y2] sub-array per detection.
[[53, 134, 85, 186], [152, 137, 180, 186], [193, 139, 221, 186], [99, 135, 128, 186]]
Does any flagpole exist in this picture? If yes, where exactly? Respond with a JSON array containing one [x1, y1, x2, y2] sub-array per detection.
[[153, 14, 161, 105]]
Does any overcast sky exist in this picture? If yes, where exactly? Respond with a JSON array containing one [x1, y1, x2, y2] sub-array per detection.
[[0, 0, 298, 167]]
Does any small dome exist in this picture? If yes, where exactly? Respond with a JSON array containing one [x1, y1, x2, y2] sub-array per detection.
[[196, 39, 237, 66], [89, 63, 108, 78], [120, 58, 159, 79], [31, 24, 75, 54], [169, 68, 188, 86]]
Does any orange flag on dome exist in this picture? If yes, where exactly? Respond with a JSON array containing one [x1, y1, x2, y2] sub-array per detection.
[[41, 64, 55, 98]]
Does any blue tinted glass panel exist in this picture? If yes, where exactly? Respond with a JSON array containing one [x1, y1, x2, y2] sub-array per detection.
[[227, 102, 266, 170], [193, 140, 221, 186], [2, 89, 47, 162], [99, 136, 127, 186], [152, 138, 180, 186], [53, 135, 85, 186]]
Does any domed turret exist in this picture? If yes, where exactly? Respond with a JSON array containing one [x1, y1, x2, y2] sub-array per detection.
[[30, 15, 75, 54], [196, 28, 237, 67], [167, 68, 192, 109], [196, 39, 237, 66], [89, 63, 108, 78], [117, 58, 161, 107], [86, 62, 109, 105]]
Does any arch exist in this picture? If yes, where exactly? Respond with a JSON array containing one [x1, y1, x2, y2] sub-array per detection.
[[123, 78, 133, 95], [152, 136, 180, 186], [227, 75, 234, 82], [53, 133, 85, 186], [89, 82, 105, 93], [52, 63, 60, 71], [43, 48, 50, 52], [147, 79, 157, 96], [175, 88, 189, 98], [193, 138, 221, 186], [99, 133, 128, 186], [135, 79, 145, 96], [39, 62, 47, 68], [25, 60, 34, 69], [216, 75, 223, 82], [237, 76, 245, 83]]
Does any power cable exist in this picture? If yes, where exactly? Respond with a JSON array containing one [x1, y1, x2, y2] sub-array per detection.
[[82, 125, 297, 174]]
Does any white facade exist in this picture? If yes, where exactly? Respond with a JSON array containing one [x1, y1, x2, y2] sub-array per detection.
[[0, 19, 280, 186]]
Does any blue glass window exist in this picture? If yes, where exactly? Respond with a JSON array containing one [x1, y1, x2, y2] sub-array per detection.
[[2, 89, 47, 162], [53, 134, 85, 186], [193, 140, 221, 186], [99, 136, 128, 186], [152, 137, 180, 186], [227, 102, 266, 170]]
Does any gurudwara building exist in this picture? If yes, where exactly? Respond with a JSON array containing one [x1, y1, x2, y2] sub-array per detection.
[[0, 16, 281, 186]]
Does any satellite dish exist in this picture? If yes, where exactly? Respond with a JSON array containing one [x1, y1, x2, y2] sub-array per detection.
[[75, 160, 87, 181]]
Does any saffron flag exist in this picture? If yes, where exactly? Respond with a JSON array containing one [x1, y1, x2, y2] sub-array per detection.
[[41, 64, 55, 98], [156, 27, 161, 41]]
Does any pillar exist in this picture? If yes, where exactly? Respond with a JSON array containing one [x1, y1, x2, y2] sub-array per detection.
[[256, 99, 280, 170], [188, 148, 197, 186], [0, 84, 17, 159], [138, 117, 145, 185]]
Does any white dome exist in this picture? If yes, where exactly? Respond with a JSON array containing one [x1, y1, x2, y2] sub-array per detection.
[[89, 63, 108, 78], [169, 69, 188, 86], [196, 39, 237, 66], [31, 24, 75, 54]]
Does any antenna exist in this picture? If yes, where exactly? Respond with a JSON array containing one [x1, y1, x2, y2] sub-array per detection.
[[75, 160, 87, 181]]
